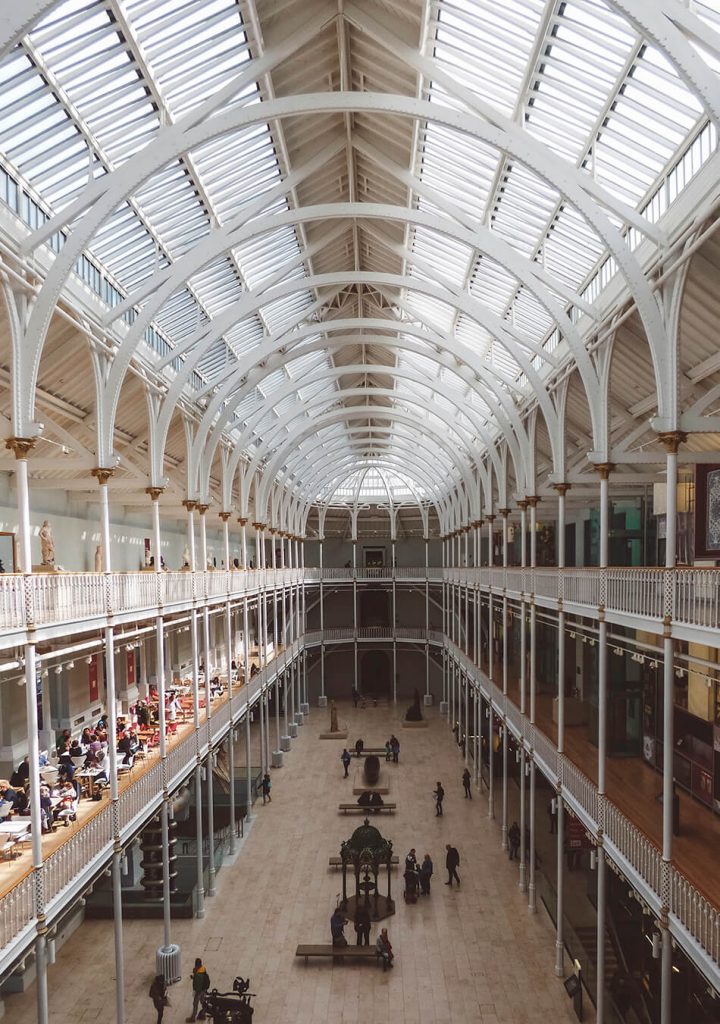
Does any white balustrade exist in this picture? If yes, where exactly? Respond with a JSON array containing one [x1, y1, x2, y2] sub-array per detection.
[[561, 758, 599, 825], [562, 568, 601, 607], [112, 572, 157, 615], [30, 572, 105, 626], [532, 568, 559, 601], [0, 574, 24, 630], [44, 805, 114, 905], [0, 876, 34, 952], [604, 801, 662, 892], [606, 568, 664, 620], [674, 568, 720, 630], [671, 871, 720, 963]]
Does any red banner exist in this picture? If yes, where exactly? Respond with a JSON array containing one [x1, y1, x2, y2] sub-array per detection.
[[127, 649, 136, 686], [88, 655, 99, 703]]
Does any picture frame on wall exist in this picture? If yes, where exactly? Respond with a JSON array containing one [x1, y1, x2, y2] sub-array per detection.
[[0, 531, 17, 573], [694, 465, 720, 560]]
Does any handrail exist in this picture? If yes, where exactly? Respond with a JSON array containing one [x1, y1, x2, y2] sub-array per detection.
[[2, 565, 720, 639]]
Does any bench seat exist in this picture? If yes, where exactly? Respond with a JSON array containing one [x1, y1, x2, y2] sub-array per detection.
[[338, 803, 396, 814], [295, 944, 381, 965]]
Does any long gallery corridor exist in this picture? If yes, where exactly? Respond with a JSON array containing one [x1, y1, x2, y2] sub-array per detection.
[[6, 703, 586, 1024]]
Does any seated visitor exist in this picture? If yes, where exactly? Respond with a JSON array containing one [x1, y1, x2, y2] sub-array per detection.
[[69, 739, 84, 758], [369, 792, 384, 813], [376, 928, 394, 970], [357, 791, 372, 807]]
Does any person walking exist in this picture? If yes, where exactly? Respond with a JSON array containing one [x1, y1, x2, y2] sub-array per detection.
[[462, 767, 472, 799], [376, 927, 394, 970], [419, 852, 433, 895], [187, 957, 210, 1022], [355, 737, 364, 758], [434, 781, 444, 816], [351, 687, 360, 708], [149, 974, 168, 1024], [261, 772, 272, 804], [341, 748, 352, 777], [384, 740, 392, 762], [445, 844, 460, 886], [354, 904, 371, 946], [508, 821, 521, 860]]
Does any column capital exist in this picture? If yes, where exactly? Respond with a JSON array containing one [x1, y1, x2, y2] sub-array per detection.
[[146, 486, 164, 501], [252, 522, 266, 531], [196, 503, 209, 516], [498, 508, 511, 518], [218, 511, 231, 522], [238, 517, 248, 526], [268, 527, 277, 535], [593, 462, 615, 480], [516, 499, 528, 511], [5, 437, 37, 459], [551, 482, 571, 496], [91, 466, 115, 486], [182, 499, 197, 512], [657, 430, 687, 454], [486, 514, 496, 523], [526, 495, 540, 508]]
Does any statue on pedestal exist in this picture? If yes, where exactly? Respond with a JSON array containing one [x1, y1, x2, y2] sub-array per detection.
[[330, 699, 339, 733], [94, 545, 103, 572], [39, 520, 55, 566], [182, 545, 190, 568], [405, 688, 423, 722]]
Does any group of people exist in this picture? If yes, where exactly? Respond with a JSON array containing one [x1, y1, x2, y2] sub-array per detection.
[[149, 957, 211, 1024], [385, 735, 400, 762], [330, 908, 395, 970], [403, 848, 434, 899]]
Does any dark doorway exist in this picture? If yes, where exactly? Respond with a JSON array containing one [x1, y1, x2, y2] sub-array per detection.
[[360, 589, 389, 627], [361, 650, 391, 696]]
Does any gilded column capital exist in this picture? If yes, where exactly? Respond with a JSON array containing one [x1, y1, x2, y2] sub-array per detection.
[[657, 430, 687, 454], [593, 462, 615, 481], [196, 503, 209, 516], [91, 466, 115, 486], [526, 495, 540, 508], [552, 482, 571, 496], [218, 511, 231, 522], [5, 437, 37, 459], [182, 499, 196, 512], [146, 486, 164, 501], [238, 517, 248, 526], [498, 508, 511, 518]]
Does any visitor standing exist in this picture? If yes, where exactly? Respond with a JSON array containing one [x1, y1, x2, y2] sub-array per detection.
[[391, 735, 400, 763], [351, 687, 360, 708], [261, 773, 272, 804], [445, 844, 460, 887], [419, 852, 433, 895], [355, 738, 364, 758], [462, 767, 472, 799], [508, 821, 521, 860], [341, 748, 352, 777], [354, 904, 371, 946], [434, 781, 444, 816], [187, 958, 210, 1022], [331, 908, 349, 946]]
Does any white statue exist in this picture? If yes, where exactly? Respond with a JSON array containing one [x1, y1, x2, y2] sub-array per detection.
[[94, 545, 103, 572], [207, 555, 214, 570], [182, 545, 190, 568], [39, 520, 55, 565]]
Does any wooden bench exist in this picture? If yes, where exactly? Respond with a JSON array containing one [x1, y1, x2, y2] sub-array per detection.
[[329, 855, 399, 869], [295, 944, 381, 965], [353, 748, 387, 756], [338, 803, 396, 815]]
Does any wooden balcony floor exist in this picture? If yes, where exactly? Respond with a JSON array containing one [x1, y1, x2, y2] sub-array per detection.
[[0, 652, 269, 903], [502, 676, 720, 909]]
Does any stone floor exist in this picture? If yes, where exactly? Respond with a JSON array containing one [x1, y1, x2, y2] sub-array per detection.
[[6, 701, 592, 1024]]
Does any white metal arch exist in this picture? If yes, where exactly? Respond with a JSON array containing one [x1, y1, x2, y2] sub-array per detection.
[[150, 271, 546, 488], [92, 201, 602, 446], [250, 406, 479, 522], [197, 362, 499, 502], [195, 323, 521, 497], [274, 429, 455, 516], [14, 92, 671, 440]]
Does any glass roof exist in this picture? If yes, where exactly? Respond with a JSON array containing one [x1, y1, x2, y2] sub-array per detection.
[[0, 0, 717, 512]]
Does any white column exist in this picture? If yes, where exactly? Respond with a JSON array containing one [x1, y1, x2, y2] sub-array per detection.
[[596, 463, 611, 1023], [239, 518, 248, 569], [554, 483, 569, 977], [501, 509, 509, 850], [518, 501, 528, 894]]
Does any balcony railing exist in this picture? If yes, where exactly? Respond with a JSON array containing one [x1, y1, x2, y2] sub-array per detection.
[[0, 637, 302, 969]]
